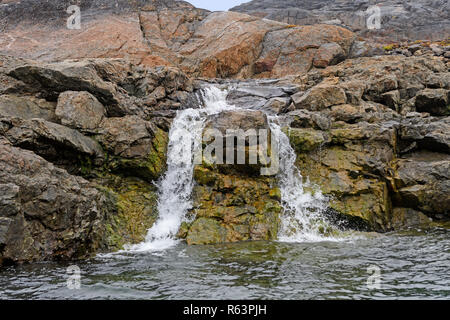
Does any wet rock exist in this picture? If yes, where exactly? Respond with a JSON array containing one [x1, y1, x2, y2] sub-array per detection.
[[186, 169, 281, 245], [290, 118, 400, 231], [185, 109, 281, 244], [186, 218, 227, 245], [0, 54, 196, 263], [391, 208, 433, 229], [95, 175, 159, 251], [202, 110, 272, 175], [392, 153, 449, 218], [227, 85, 288, 100], [285, 128, 327, 153]]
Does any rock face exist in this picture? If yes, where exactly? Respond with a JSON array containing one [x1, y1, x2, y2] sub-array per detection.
[[0, 54, 193, 265], [0, 138, 109, 265], [279, 53, 450, 231], [196, 52, 449, 232], [0, 0, 356, 78], [231, 0, 450, 43]]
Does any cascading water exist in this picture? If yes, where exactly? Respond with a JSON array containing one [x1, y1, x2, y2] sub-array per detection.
[[127, 86, 235, 252], [127, 85, 340, 253], [269, 120, 337, 242]]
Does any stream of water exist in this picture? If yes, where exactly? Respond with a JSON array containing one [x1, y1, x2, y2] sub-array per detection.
[[1, 228, 448, 299]]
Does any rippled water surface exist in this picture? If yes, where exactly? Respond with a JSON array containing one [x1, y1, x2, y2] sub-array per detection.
[[1, 227, 449, 300]]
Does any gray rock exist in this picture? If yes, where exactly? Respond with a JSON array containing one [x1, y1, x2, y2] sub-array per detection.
[[415, 89, 449, 116], [391, 207, 432, 229], [0, 138, 111, 264], [231, 0, 450, 43], [393, 153, 450, 217], [263, 97, 291, 114], [407, 44, 422, 54], [382, 90, 401, 111], [399, 116, 450, 154], [430, 45, 444, 56], [0, 117, 104, 167], [203, 110, 273, 175], [56, 91, 106, 131], [0, 94, 56, 121], [287, 109, 331, 130], [4, 56, 193, 118], [96, 115, 168, 181], [227, 85, 288, 100]]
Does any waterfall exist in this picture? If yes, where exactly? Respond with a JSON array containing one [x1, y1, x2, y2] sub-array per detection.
[[127, 84, 338, 253], [269, 119, 336, 242], [127, 86, 235, 252]]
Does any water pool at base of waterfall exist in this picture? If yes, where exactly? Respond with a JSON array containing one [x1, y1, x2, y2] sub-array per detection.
[[1, 227, 449, 300]]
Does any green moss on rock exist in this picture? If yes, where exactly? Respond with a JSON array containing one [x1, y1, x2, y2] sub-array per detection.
[[115, 128, 168, 182], [186, 165, 282, 245], [186, 218, 227, 245], [98, 175, 159, 251], [284, 127, 326, 153]]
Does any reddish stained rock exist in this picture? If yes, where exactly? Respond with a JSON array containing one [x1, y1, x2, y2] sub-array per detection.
[[0, 1, 356, 79], [313, 42, 346, 68]]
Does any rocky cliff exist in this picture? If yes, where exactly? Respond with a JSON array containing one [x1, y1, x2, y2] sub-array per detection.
[[0, 0, 449, 265], [0, 0, 356, 78], [231, 0, 450, 43]]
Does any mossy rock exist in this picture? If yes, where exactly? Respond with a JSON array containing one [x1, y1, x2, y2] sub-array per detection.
[[293, 147, 391, 232], [284, 127, 326, 153], [188, 163, 282, 245], [176, 221, 191, 239], [269, 187, 281, 201], [186, 218, 227, 245], [249, 211, 280, 240], [98, 175, 159, 251], [194, 166, 217, 186], [110, 128, 169, 182]]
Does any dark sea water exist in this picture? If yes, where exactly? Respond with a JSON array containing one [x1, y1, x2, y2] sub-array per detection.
[[0, 227, 449, 300]]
